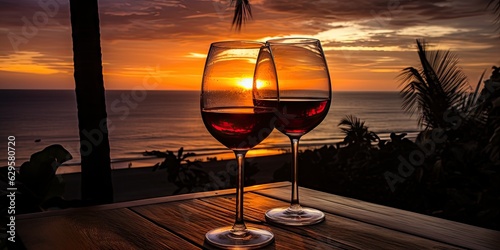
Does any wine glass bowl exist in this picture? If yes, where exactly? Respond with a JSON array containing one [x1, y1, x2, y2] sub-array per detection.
[[202, 107, 276, 150], [201, 41, 276, 249], [275, 97, 330, 137], [263, 38, 331, 226]]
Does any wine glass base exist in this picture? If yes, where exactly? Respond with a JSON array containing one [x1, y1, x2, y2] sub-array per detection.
[[205, 226, 274, 249], [265, 207, 325, 226]]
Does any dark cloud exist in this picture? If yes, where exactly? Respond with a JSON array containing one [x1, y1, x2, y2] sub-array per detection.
[[0, 0, 70, 27], [260, 0, 487, 22], [96, 0, 230, 41]]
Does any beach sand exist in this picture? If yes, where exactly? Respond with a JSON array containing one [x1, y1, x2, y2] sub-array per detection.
[[62, 153, 291, 203]]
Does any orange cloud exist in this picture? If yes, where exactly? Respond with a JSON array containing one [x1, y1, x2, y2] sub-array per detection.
[[0, 51, 61, 74]]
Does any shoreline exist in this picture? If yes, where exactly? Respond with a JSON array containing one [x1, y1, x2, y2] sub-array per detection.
[[55, 130, 420, 175], [56, 147, 290, 174], [62, 153, 291, 202]]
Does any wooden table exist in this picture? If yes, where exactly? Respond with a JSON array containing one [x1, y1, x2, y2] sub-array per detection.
[[17, 182, 500, 249]]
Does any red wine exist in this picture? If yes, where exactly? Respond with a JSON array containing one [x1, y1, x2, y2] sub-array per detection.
[[255, 98, 330, 137], [201, 107, 276, 150]]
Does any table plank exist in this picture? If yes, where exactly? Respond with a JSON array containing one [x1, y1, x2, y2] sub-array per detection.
[[17, 182, 291, 220], [203, 192, 462, 250], [17, 208, 199, 250], [254, 185, 500, 250], [132, 198, 346, 249]]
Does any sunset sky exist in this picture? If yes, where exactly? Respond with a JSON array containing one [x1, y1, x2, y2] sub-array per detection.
[[0, 0, 499, 91]]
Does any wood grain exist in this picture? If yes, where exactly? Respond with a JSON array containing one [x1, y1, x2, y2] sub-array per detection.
[[17, 208, 199, 250], [18, 181, 290, 220], [202, 192, 462, 250], [132, 198, 347, 249], [254, 185, 500, 250]]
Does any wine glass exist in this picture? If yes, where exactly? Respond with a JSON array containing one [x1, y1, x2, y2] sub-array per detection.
[[264, 38, 332, 226], [201, 41, 277, 249]]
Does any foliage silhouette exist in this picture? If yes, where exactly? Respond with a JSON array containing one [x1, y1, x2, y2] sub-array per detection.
[[284, 113, 500, 230], [146, 147, 260, 194], [145, 147, 206, 195], [0, 145, 76, 214], [482, 66, 500, 163], [339, 115, 380, 149]]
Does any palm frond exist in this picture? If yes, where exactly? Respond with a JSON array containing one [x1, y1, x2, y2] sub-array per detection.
[[460, 71, 487, 123], [338, 115, 364, 132], [488, 0, 500, 31], [338, 115, 379, 146], [398, 67, 430, 127], [416, 40, 441, 92], [231, 0, 252, 31], [398, 39, 470, 129]]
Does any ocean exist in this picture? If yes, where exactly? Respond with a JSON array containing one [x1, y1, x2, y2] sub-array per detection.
[[0, 90, 420, 173]]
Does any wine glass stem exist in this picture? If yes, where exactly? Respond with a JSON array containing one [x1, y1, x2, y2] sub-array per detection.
[[290, 137, 301, 210], [232, 150, 248, 235]]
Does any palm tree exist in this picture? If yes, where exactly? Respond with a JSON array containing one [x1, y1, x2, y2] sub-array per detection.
[[398, 39, 470, 130], [69, 0, 113, 204], [338, 115, 379, 148]]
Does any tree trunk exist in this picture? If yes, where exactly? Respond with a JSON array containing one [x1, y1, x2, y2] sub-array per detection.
[[69, 0, 113, 204]]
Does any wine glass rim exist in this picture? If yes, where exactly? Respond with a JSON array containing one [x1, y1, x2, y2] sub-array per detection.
[[266, 37, 319, 45], [211, 40, 265, 49]]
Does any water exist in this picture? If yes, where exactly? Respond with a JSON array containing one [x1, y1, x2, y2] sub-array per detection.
[[0, 90, 420, 173]]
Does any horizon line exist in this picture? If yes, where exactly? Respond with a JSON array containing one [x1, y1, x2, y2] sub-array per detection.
[[0, 88, 400, 92]]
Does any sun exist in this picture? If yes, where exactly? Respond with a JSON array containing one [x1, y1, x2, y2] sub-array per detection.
[[237, 77, 265, 90], [237, 78, 253, 90]]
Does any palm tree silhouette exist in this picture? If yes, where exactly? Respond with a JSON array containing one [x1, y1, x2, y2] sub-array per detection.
[[338, 115, 379, 148], [69, 0, 113, 204], [398, 39, 470, 130], [231, 0, 252, 30]]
